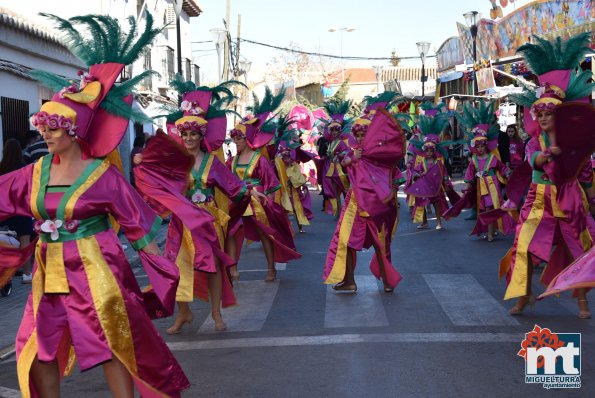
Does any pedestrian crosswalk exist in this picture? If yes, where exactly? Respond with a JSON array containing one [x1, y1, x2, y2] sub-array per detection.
[[198, 280, 280, 333], [423, 274, 519, 326], [324, 276, 389, 328], [195, 273, 527, 333]]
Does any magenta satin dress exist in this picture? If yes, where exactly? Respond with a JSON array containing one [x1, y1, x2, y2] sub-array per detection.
[[501, 134, 595, 300], [410, 156, 449, 223], [323, 153, 403, 289], [0, 156, 189, 397], [229, 152, 301, 262]]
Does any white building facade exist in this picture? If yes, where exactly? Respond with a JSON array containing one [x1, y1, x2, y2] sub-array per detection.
[[0, 0, 202, 168]]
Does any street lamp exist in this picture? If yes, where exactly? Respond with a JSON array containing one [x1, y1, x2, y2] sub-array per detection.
[[210, 27, 227, 83], [239, 58, 252, 113], [328, 27, 356, 83], [463, 11, 479, 95], [416, 41, 431, 98], [373, 65, 383, 94]]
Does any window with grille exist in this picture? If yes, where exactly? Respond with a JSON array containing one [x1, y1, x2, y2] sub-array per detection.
[[166, 46, 175, 82], [1, 97, 29, 147], [193, 64, 200, 85], [185, 58, 192, 81]]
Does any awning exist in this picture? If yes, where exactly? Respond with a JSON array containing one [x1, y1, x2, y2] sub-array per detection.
[[437, 71, 463, 83]]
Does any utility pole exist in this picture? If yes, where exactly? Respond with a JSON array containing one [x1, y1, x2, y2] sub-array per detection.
[[223, 0, 231, 80], [235, 14, 241, 123]]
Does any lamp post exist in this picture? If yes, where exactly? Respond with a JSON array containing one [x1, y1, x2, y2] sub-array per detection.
[[463, 11, 479, 95], [328, 27, 355, 83], [373, 65, 383, 94], [239, 58, 252, 113], [210, 28, 227, 83], [416, 41, 431, 98]]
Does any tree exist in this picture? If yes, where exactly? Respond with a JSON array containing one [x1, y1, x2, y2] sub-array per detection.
[[265, 42, 317, 87], [390, 49, 401, 67], [331, 77, 350, 102]]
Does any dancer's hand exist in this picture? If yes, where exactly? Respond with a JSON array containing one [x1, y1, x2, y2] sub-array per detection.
[[133, 154, 143, 165], [250, 189, 267, 203], [141, 241, 160, 255], [353, 148, 362, 160]]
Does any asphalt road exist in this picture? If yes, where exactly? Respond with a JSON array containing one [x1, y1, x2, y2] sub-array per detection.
[[0, 189, 593, 398]]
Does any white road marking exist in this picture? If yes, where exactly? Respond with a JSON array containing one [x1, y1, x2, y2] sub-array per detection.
[[324, 276, 389, 328], [168, 332, 522, 351], [0, 386, 21, 398], [198, 280, 279, 333], [423, 274, 519, 326]]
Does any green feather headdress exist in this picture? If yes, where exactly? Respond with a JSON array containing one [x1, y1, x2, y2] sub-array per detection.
[[517, 33, 591, 76], [510, 33, 594, 107], [245, 86, 287, 133], [455, 101, 499, 140], [31, 13, 163, 124]]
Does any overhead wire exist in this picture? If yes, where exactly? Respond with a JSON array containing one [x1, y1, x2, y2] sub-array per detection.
[[192, 37, 436, 61]]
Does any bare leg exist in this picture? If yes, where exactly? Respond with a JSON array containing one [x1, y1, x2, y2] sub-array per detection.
[[333, 248, 357, 291], [103, 356, 134, 398], [30, 358, 60, 398], [434, 204, 443, 229], [225, 235, 240, 282], [209, 258, 227, 331], [577, 288, 591, 319], [372, 242, 392, 292], [256, 228, 276, 281], [485, 205, 495, 241], [166, 301, 194, 335]]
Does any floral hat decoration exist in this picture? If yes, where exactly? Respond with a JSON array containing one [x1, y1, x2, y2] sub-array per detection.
[[409, 102, 454, 158], [322, 99, 353, 140], [456, 100, 500, 155], [164, 77, 242, 152], [29, 13, 162, 160], [508, 33, 594, 138], [230, 86, 287, 150]]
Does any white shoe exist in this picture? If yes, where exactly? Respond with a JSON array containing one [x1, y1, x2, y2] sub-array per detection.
[[22, 274, 32, 284]]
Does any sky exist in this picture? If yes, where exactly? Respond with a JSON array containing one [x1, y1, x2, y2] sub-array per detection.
[[191, 0, 534, 83]]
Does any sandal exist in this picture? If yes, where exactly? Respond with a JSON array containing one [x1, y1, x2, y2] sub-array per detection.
[[578, 299, 591, 319], [333, 281, 357, 292], [212, 312, 228, 331], [265, 269, 277, 282], [509, 295, 536, 316], [166, 315, 194, 335]]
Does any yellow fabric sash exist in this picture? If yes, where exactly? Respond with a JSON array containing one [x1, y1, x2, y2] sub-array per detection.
[[175, 225, 195, 302], [504, 184, 546, 299], [325, 195, 358, 284]]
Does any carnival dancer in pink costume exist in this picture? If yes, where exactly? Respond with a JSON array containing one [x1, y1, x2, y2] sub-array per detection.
[[322, 100, 353, 217], [506, 125, 525, 170], [459, 101, 513, 240], [0, 14, 189, 397], [405, 105, 455, 230], [229, 87, 302, 282], [133, 79, 264, 334], [275, 133, 315, 233], [323, 93, 406, 292], [499, 33, 595, 318]]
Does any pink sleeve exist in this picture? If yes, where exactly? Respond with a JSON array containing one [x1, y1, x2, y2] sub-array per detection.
[[0, 165, 33, 221], [255, 157, 282, 195], [209, 157, 249, 201], [464, 160, 476, 182], [103, 166, 161, 250]]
